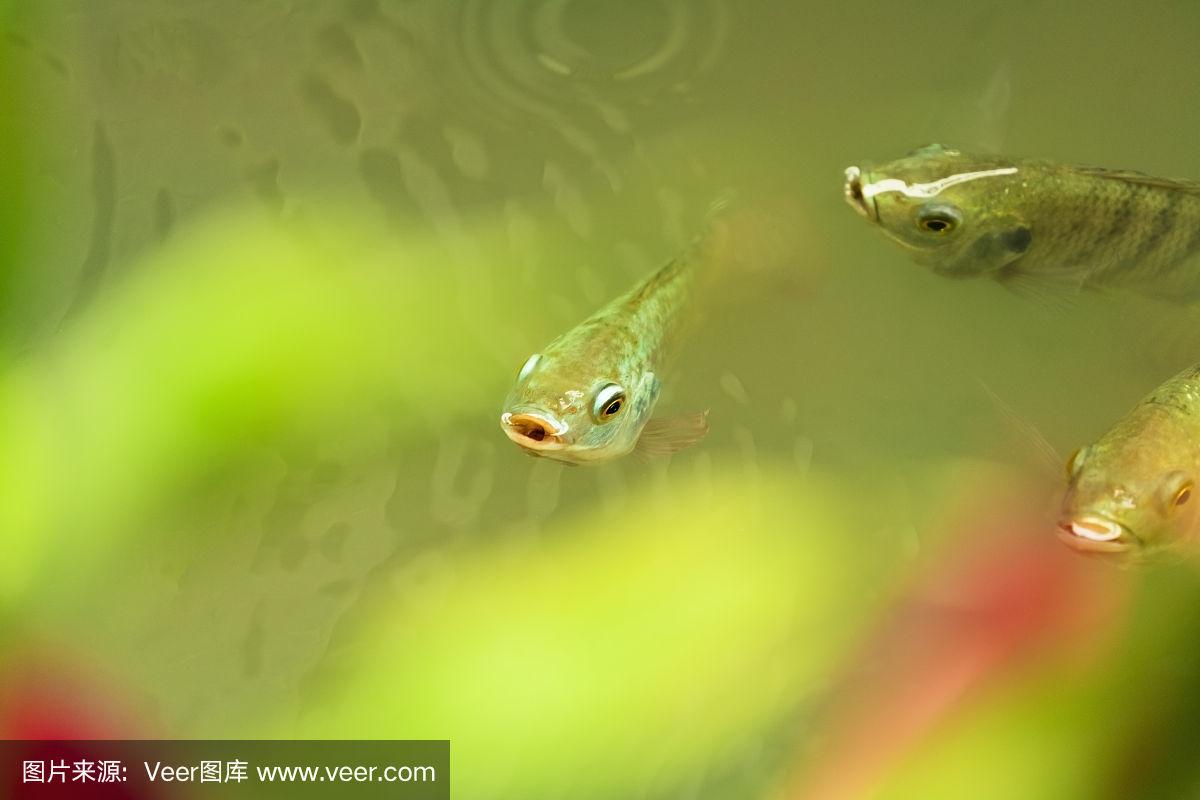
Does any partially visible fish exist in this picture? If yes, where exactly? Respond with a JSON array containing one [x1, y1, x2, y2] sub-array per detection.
[[499, 201, 802, 465], [844, 144, 1200, 302], [1059, 362, 1200, 559]]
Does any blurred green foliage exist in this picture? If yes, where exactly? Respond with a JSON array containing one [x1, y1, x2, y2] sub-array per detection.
[[0, 211, 507, 606], [293, 471, 894, 799]]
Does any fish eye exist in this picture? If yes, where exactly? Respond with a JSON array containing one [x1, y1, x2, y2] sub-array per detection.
[[517, 353, 541, 383], [1159, 472, 1194, 513], [591, 383, 626, 423], [1176, 484, 1193, 507], [916, 203, 962, 234]]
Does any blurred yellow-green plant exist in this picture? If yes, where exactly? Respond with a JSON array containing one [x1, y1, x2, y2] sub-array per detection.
[[292, 471, 893, 799], [0, 212, 491, 605]]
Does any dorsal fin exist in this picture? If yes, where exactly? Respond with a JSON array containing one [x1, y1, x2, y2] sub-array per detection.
[[1070, 165, 1200, 193]]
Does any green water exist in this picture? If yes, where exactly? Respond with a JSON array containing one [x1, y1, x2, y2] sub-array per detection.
[[4, 2, 1200, 798]]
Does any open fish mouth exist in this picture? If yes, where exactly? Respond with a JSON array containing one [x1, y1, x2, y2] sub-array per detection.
[[500, 411, 569, 450], [843, 166, 877, 221], [1056, 515, 1135, 555]]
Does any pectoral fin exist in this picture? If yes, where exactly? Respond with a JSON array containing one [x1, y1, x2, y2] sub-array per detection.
[[990, 222, 1087, 310], [939, 222, 1082, 309], [996, 267, 1085, 311], [635, 411, 710, 458]]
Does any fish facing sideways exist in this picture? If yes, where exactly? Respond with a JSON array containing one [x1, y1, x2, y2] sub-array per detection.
[[844, 144, 1200, 302], [499, 250, 709, 465], [1059, 363, 1200, 559]]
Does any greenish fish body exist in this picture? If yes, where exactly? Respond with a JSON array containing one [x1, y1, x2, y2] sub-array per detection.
[[1060, 363, 1200, 559], [500, 245, 709, 465], [844, 144, 1200, 300]]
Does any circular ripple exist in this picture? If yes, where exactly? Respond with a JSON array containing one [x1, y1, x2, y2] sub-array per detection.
[[442, 0, 729, 126]]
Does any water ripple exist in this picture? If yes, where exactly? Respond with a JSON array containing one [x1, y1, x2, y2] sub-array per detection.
[[440, 0, 729, 130]]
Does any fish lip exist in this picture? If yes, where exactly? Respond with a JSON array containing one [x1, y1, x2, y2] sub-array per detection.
[[843, 165, 877, 221], [500, 410, 569, 450], [1056, 515, 1135, 555]]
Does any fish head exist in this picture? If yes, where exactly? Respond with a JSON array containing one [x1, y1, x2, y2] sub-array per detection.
[[844, 144, 1029, 277], [499, 350, 659, 465], [1058, 426, 1199, 560]]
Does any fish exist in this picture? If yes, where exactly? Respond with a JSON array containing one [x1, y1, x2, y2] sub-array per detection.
[[844, 144, 1200, 303], [499, 245, 711, 465], [499, 195, 812, 465], [1059, 362, 1200, 559]]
